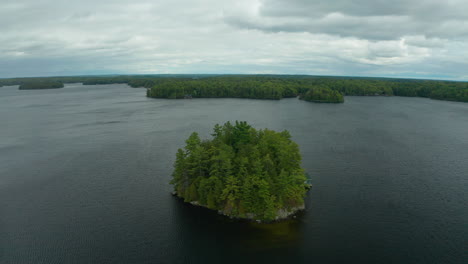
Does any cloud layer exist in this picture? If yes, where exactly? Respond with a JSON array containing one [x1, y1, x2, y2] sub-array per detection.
[[226, 0, 468, 40], [1, 0, 468, 79]]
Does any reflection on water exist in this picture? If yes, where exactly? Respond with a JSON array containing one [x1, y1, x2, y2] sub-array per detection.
[[243, 213, 305, 250], [170, 194, 306, 262]]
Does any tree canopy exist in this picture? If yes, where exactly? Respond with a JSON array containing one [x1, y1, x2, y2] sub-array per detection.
[[19, 81, 64, 90], [145, 75, 467, 102], [299, 86, 344, 103], [2, 75, 467, 103], [147, 77, 296, 99], [170, 121, 308, 222]]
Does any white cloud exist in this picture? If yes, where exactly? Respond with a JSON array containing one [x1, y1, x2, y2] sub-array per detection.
[[0, 0, 467, 80]]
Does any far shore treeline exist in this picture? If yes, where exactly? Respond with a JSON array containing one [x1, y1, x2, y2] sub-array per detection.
[[1, 74, 467, 102], [19, 81, 64, 90]]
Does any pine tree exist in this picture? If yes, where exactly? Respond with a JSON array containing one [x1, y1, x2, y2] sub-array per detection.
[[170, 121, 308, 221]]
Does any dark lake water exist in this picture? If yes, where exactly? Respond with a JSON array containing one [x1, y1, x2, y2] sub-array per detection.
[[1, 83, 467, 263]]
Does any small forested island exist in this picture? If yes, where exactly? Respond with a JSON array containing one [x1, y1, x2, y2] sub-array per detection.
[[19, 81, 64, 90], [299, 86, 344, 103], [170, 121, 309, 222]]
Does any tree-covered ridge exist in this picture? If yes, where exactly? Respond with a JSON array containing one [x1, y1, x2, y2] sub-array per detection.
[[299, 86, 344, 103], [19, 81, 64, 90], [146, 75, 467, 102], [170, 121, 308, 222]]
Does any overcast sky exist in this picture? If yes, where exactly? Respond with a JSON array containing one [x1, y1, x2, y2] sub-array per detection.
[[2, 0, 468, 80]]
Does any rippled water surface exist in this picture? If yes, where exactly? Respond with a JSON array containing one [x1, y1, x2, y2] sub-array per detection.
[[1, 83, 467, 263]]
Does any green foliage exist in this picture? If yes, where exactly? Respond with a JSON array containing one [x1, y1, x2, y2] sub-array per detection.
[[299, 86, 344, 103], [19, 81, 64, 90], [429, 86, 468, 102], [146, 75, 467, 103], [147, 78, 290, 100], [170, 121, 308, 221], [2, 74, 466, 103]]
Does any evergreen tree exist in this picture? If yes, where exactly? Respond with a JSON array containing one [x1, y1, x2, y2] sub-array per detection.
[[170, 121, 308, 221]]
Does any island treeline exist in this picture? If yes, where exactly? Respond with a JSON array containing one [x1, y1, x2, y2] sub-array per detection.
[[146, 77, 297, 99], [1, 75, 467, 102], [171, 121, 308, 222], [147, 76, 467, 102], [0, 75, 171, 90], [299, 86, 344, 103], [19, 81, 64, 90]]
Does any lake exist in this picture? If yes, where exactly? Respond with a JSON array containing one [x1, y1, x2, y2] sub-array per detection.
[[1, 83, 467, 263]]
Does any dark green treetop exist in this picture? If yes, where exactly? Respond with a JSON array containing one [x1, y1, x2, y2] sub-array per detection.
[[19, 81, 64, 90], [299, 86, 344, 103]]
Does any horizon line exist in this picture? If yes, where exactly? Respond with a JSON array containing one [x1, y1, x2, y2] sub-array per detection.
[[1, 73, 467, 83]]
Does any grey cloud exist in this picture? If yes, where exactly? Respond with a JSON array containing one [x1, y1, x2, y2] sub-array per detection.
[[0, 0, 467, 80], [224, 0, 468, 40], [258, 0, 466, 19], [224, 13, 419, 40]]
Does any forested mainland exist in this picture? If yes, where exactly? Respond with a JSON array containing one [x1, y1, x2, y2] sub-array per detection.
[[18, 81, 64, 90], [1, 74, 467, 102], [170, 121, 308, 222]]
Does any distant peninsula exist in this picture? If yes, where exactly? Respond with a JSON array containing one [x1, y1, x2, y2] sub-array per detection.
[[19, 82, 64, 90], [170, 121, 309, 222]]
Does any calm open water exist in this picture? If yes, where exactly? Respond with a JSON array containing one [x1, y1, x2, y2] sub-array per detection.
[[1, 83, 467, 264]]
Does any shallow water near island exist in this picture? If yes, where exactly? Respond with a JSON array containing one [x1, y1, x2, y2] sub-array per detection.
[[1, 83, 467, 263]]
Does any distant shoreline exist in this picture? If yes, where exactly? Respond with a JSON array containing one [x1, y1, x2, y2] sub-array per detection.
[[2, 75, 466, 103]]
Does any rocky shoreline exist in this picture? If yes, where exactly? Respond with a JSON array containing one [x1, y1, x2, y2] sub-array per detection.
[[172, 191, 305, 223]]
